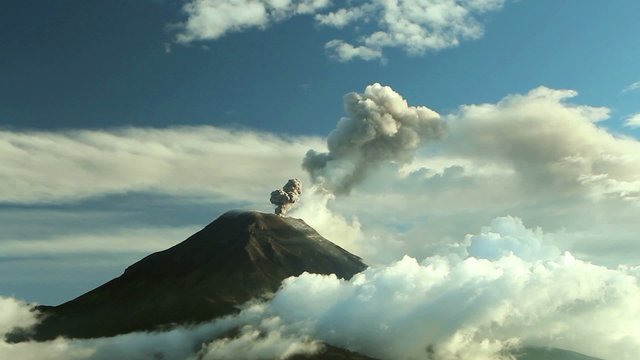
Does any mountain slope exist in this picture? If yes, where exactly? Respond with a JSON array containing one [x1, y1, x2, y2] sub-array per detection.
[[23, 210, 367, 340], [515, 347, 603, 360]]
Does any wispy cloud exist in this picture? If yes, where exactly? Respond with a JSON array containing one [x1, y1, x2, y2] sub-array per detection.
[[0, 126, 323, 204], [0, 226, 197, 257], [624, 112, 640, 128], [622, 81, 640, 93]]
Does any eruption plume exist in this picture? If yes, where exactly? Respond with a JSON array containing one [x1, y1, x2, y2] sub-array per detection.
[[270, 179, 303, 216], [303, 83, 446, 194]]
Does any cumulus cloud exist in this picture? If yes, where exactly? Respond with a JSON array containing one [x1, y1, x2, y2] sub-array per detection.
[[3, 218, 639, 360], [466, 216, 561, 261], [624, 112, 640, 128], [245, 217, 640, 360], [319, 0, 506, 61], [194, 319, 322, 360], [174, 0, 508, 61], [293, 85, 640, 268], [0, 126, 323, 204], [303, 83, 446, 194], [176, 0, 330, 43], [445, 86, 640, 201]]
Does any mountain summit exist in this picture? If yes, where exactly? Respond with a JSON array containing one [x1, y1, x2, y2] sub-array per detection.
[[24, 210, 367, 341]]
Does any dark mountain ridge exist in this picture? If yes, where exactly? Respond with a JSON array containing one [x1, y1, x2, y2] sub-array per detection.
[[17, 210, 366, 341]]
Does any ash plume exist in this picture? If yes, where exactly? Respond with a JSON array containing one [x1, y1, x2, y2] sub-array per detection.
[[270, 179, 303, 216], [303, 83, 446, 195]]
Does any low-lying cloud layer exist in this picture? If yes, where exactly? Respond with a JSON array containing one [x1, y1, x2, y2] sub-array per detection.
[[261, 219, 640, 360], [175, 0, 507, 61], [2, 217, 638, 359]]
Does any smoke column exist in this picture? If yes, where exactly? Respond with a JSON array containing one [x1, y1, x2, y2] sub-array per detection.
[[303, 83, 446, 194], [270, 179, 303, 216]]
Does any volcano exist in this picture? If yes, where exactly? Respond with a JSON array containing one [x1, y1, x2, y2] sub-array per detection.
[[7, 211, 602, 360], [21, 210, 367, 341]]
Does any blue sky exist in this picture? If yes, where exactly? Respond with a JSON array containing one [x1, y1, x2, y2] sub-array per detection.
[[2, 1, 640, 359], [2, 1, 639, 135]]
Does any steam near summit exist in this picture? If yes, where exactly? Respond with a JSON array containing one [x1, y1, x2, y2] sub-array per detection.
[[303, 83, 446, 194]]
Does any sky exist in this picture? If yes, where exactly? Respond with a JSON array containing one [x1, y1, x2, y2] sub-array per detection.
[[1, 1, 640, 359]]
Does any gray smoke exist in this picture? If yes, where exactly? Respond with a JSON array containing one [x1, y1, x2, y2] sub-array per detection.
[[303, 83, 446, 194], [270, 179, 303, 216]]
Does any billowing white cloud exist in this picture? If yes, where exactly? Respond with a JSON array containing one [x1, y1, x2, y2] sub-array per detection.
[[4, 218, 638, 360], [176, 0, 331, 43], [216, 217, 637, 360], [0, 296, 320, 360], [624, 112, 640, 128], [0, 297, 37, 335], [0, 126, 323, 204], [445, 86, 638, 200], [293, 85, 640, 268], [466, 216, 561, 261], [259, 220, 640, 360], [289, 186, 363, 255], [194, 319, 322, 360]]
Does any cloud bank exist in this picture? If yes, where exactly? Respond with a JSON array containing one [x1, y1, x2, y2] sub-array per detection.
[[2, 84, 640, 270], [0, 126, 323, 204], [296, 85, 640, 268], [175, 0, 507, 61], [2, 217, 639, 360], [261, 219, 640, 360], [0, 296, 321, 360]]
